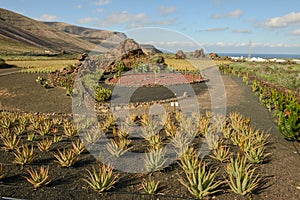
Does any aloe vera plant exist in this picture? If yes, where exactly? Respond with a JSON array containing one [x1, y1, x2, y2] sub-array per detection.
[[197, 115, 210, 136], [244, 143, 271, 164], [37, 138, 53, 152], [211, 145, 231, 163], [141, 178, 160, 194], [226, 155, 261, 196], [144, 148, 167, 172], [170, 131, 192, 157], [25, 166, 51, 189], [63, 121, 78, 137], [83, 164, 118, 193], [2, 134, 20, 151], [14, 144, 34, 166], [106, 139, 132, 158], [179, 160, 223, 199], [178, 147, 200, 174], [54, 149, 78, 167]]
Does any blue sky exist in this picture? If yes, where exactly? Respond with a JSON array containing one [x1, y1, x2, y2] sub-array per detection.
[[1, 0, 300, 54]]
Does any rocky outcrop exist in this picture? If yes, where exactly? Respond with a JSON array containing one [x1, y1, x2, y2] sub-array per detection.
[[209, 53, 219, 59], [140, 44, 162, 55], [175, 50, 186, 59], [194, 49, 205, 58], [106, 39, 148, 71], [106, 39, 144, 59]]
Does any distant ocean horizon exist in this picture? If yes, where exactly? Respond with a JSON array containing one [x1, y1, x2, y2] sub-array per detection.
[[217, 53, 300, 59]]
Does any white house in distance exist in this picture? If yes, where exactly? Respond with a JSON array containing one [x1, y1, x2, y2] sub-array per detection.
[[230, 56, 292, 63]]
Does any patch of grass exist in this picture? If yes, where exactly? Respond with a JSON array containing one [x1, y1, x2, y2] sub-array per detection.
[[5, 60, 77, 73]]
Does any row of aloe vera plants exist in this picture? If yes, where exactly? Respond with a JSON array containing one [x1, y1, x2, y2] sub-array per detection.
[[0, 109, 271, 199], [219, 64, 300, 141]]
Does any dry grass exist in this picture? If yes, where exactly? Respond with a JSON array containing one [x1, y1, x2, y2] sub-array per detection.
[[6, 60, 77, 73], [165, 58, 231, 71]]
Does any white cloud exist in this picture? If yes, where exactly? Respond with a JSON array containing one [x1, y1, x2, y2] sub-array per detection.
[[77, 17, 99, 24], [201, 42, 300, 48], [99, 11, 148, 27], [211, 9, 243, 19], [96, 8, 104, 13], [158, 5, 177, 16], [198, 27, 229, 32], [37, 14, 58, 21], [290, 29, 300, 35], [232, 29, 252, 34], [75, 5, 82, 9], [94, 0, 112, 6], [155, 18, 177, 26], [99, 11, 177, 28], [264, 12, 300, 28]]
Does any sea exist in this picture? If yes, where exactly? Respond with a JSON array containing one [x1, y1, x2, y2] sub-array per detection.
[[217, 53, 300, 59]]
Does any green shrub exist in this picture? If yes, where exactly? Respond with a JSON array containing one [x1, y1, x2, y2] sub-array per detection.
[[94, 85, 112, 102], [278, 101, 300, 140], [0, 58, 6, 66], [36, 76, 49, 89]]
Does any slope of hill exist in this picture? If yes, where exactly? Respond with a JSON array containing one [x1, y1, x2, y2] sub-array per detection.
[[45, 22, 162, 54], [0, 8, 110, 54], [44, 22, 127, 46], [0, 8, 161, 56]]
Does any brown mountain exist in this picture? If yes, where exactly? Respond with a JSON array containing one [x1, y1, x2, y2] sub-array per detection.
[[0, 8, 125, 54], [44, 22, 162, 54], [44, 22, 126, 48], [0, 8, 161, 55]]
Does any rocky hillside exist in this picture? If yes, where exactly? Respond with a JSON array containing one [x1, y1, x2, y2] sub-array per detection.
[[45, 22, 162, 54], [0, 8, 161, 55], [0, 8, 119, 54], [44, 22, 126, 47]]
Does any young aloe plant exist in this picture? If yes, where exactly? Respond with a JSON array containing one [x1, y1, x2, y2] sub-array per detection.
[[179, 160, 223, 199], [211, 145, 231, 163], [25, 166, 51, 189], [37, 138, 53, 152], [106, 139, 132, 158], [144, 148, 167, 172], [54, 149, 78, 167], [178, 147, 200, 174], [2, 134, 20, 151], [83, 164, 118, 193], [141, 178, 160, 194], [13, 144, 35, 166], [226, 155, 261, 196]]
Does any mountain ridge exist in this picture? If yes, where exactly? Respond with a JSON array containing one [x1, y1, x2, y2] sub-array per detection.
[[0, 8, 125, 54], [0, 8, 161, 56]]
